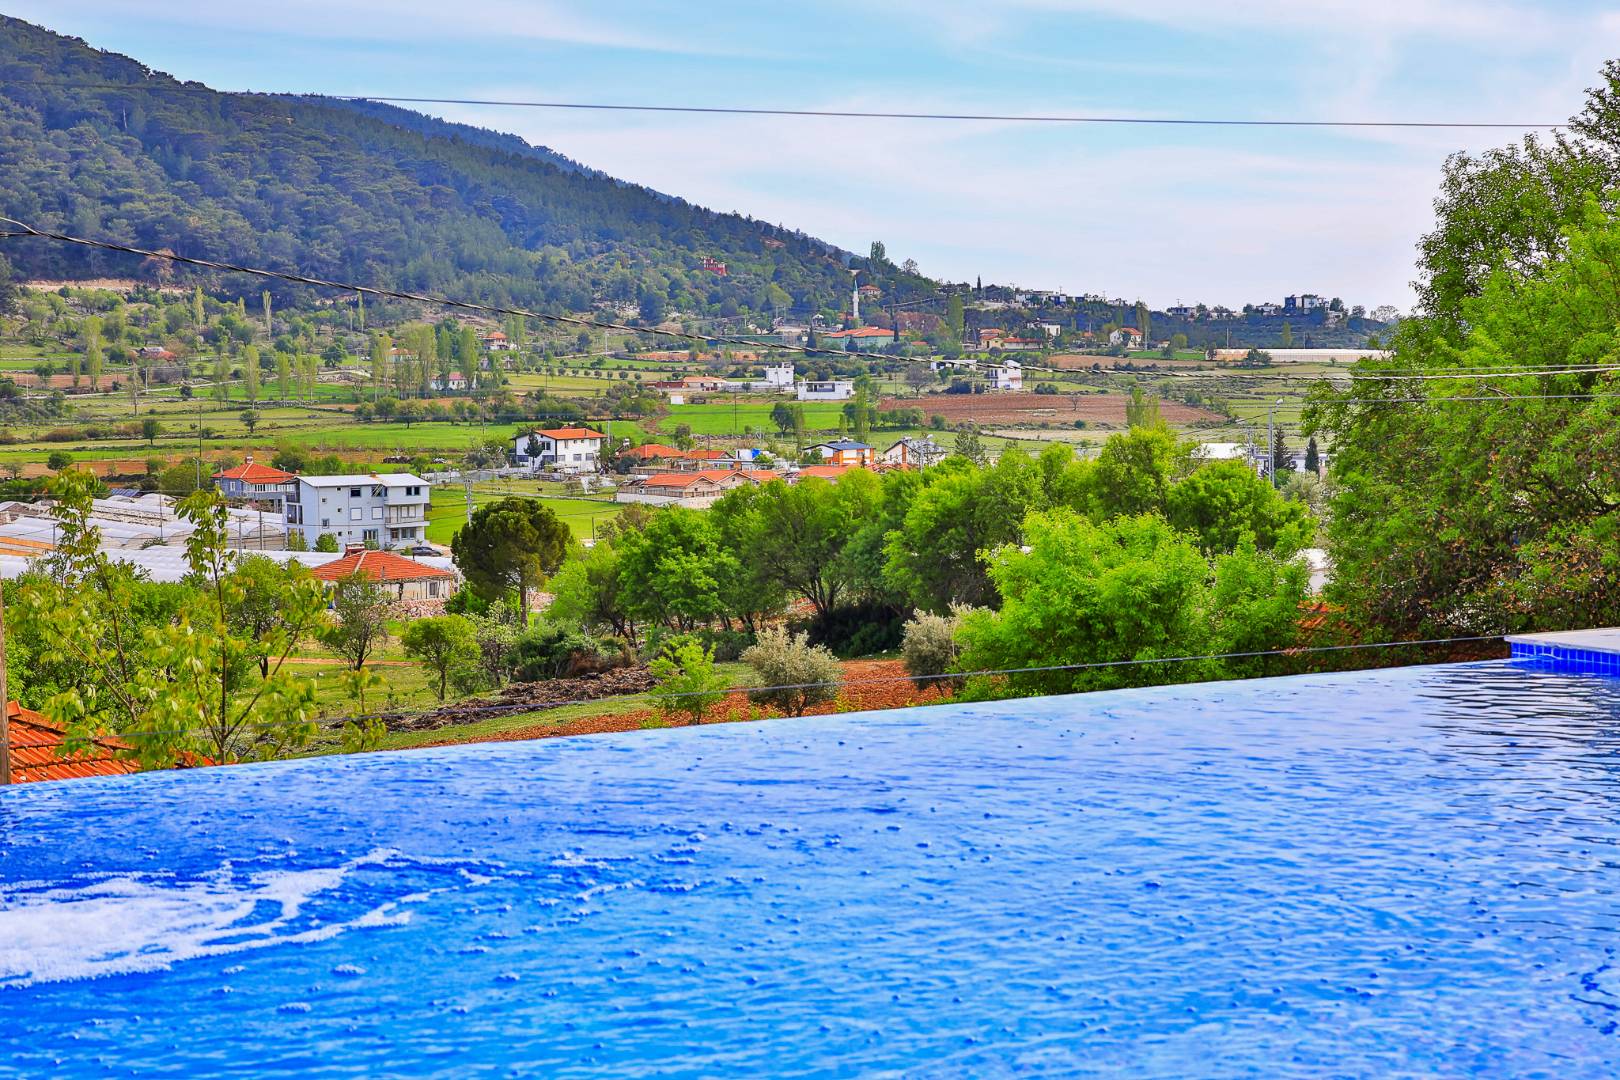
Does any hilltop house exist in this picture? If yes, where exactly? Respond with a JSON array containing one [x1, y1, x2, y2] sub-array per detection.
[[309, 549, 457, 602], [481, 330, 513, 351], [212, 458, 296, 512], [810, 440, 875, 467], [285, 474, 430, 550], [797, 379, 855, 402], [1109, 327, 1143, 347], [880, 436, 946, 469], [512, 427, 607, 474]]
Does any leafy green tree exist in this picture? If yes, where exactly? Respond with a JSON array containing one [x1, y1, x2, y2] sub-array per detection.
[[241, 344, 260, 402], [451, 497, 573, 615], [1124, 385, 1161, 429], [615, 507, 736, 631], [648, 635, 728, 726], [952, 426, 987, 467], [81, 315, 103, 391], [15, 472, 326, 766], [141, 417, 162, 445], [1310, 198, 1620, 635], [313, 532, 340, 553], [1164, 459, 1312, 555], [401, 615, 481, 701], [1085, 426, 1182, 518], [46, 451, 71, 471], [319, 573, 392, 669]]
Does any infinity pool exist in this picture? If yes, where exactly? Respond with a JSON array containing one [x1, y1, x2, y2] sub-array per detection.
[[4, 661, 1620, 1076]]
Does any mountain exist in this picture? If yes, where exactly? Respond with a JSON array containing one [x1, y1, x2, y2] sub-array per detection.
[[0, 16, 886, 320]]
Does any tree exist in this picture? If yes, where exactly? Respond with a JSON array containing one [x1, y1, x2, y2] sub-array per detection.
[[1164, 459, 1312, 555], [946, 294, 965, 341], [547, 541, 641, 645], [1271, 428, 1292, 482], [615, 507, 736, 631], [46, 451, 72, 471], [82, 315, 103, 391], [1279, 321, 1294, 348], [1124, 385, 1161, 429], [401, 615, 481, 701], [314, 532, 340, 553], [955, 510, 1306, 698], [953, 426, 987, 467], [452, 497, 573, 616], [320, 573, 392, 669], [648, 635, 729, 726], [241, 344, 260, 403], [276, 350, 292, 401], [1303, 436, 1320, 475], [740, 626, 842, 716], [770, 401, 795, 436], [141, 417, 162, 446], [239, 410, 259, 436], [225, 555, 318, 678], [14, 473, 326, 766]]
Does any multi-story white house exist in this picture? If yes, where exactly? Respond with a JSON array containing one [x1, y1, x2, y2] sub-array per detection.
[[988, 359, 1024, 391], [511, 427, 607, 474], [284, 473, 431, 550]]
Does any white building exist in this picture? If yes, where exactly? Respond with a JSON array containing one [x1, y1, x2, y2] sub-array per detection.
[[797, 379, 855, 402], [761, 361, 795, 389], [285, 474, 431, 550], [988, 359, 1024, 391], [880, 436, 947, 469], [511, 427, 607, 474]]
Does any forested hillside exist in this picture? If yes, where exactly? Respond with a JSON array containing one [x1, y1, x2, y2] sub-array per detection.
[[0, 16, 874, 319]]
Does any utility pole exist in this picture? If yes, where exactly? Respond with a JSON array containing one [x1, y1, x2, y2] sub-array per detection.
[[0, 581, 10, 786]]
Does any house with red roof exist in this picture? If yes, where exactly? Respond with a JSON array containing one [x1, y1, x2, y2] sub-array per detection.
[[212, 457, 297, 512], [512, 427, 607, 475], [614, 469, 767, 508], [5, 701, 140, 784], [1109, 326, 1144, 347], [309, 549, 458, 602]]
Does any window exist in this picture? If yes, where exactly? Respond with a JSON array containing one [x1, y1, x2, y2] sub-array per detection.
[[372, 507, 383, 520], [350, 508, 362, 522], [349, 487, 361, 498], [363, 529, 378, 542]]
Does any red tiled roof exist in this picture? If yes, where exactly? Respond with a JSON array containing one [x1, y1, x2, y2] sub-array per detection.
[[682, 449, 729, 461], [7, 701, 140, 784], [622, 444, 685, 460], [796, 464, 855, 480], [634, 469, 765, 490], [213, 462, 295, 483], [534, 427, 606, 440], [310, 550, 455, 583]]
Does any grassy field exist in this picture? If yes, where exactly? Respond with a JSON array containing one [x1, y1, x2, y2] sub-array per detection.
[[425, 482, 622, 545], [660, 399, 848, 437]]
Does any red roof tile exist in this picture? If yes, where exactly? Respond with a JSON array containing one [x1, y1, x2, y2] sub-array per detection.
[[795, 464, 856, 480], [213, 462, 295, 483], [622, 444, 685, 460], [310, 550, 455, 583], [534, 427, 606, 440], [6, 701, 140, 784]]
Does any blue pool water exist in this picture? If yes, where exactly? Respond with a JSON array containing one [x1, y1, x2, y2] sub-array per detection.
[[4, 660, 1620, 1077]]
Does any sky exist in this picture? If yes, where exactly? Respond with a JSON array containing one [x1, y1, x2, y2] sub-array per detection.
[[13, 1, 1620, 310]]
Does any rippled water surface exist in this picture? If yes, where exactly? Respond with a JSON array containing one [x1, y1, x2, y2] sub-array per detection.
[[5, 661, 1620, 1077]]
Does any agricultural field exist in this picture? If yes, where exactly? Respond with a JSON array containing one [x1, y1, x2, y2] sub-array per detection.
[[883, 391, 1224, 428]]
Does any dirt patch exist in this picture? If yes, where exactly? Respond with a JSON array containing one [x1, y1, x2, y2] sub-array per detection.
[[394, 665, 660, 732], [412, 659, 946, 747], [887, 392, 1221, 427]]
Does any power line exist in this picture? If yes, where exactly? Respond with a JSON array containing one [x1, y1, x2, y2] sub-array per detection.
[[9, 632, 1508, 749], [0, 80, 1564, 129]]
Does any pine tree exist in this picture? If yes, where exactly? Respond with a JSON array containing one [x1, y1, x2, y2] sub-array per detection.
[[1303, 436, 1320, 475], [1272, 428, 1292, 481]]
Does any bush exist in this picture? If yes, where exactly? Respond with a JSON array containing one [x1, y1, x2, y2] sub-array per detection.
[[796, 599, 905, 658], [649, 634, 728, 726], [741, 626, 842, 717], [509, 622, 627, 681], [901, 606, 972, 690]]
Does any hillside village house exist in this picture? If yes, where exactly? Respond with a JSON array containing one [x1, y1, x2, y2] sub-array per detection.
[[615, 469, 765, 509], [820, 326, 896, 349], [512, 427, 607, 474], [811, 440, 875, 467], [212, 458, 296, 512], [481, 330, 513, 351], [309, 549, 458, 602], [881, 436, 947, 469], [988, 359, 1024, 391], [286, 473, 430, 550], [797, 378, 855, 402], [431, 371, 471, 393], [995, 337, 1044, 352], [1109, 327, 1144, 347]]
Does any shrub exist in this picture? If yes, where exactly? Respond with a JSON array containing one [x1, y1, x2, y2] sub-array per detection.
[[901, 605, 973, 690], [796, 599, 905, 658], [508, 622, 627, 681], [741, 626, 842, 717], [649, 634, 728, 725]]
